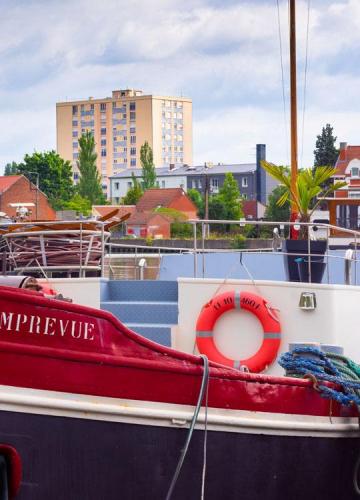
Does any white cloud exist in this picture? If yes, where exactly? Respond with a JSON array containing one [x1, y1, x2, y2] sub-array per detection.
[[0, 0, 359, 171]]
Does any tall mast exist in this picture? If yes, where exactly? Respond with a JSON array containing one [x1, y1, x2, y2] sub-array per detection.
[[289, 0, 298, 217]]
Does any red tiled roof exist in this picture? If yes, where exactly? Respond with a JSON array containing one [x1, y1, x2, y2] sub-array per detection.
[[126, 211, 170, 225], [335, 146, 360, 175], [136, 188, 190, 212], [92, 205, 135, 221], [0, 176, 22, 193]]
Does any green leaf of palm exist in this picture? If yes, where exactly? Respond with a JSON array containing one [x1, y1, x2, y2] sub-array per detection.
[[277, 190, 289, 207]]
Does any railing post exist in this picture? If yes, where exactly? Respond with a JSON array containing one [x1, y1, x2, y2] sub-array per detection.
[[344, 249, 354, 285], [326, 225, 330, 284], [193, 222, 197, 278], [307, 222, 311, 283], [355, 233, 358, 286], [101, 223, 105, 278], [79, 221, 83, 278], [201, 221, 205, 278]]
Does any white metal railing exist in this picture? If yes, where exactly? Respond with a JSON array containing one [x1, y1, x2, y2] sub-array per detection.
[[1, 220, 110, 278], [188, 219, 360, 283], [0, 218, 359, 283]]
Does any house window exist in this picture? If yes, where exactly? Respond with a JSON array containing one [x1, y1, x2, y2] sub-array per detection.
[[115, 182, 120, 190], [72, 120, 78, 127], [211, 178, 219, 192], [349, 191, 360, 198], [130, 127, 136, 133], [351, 167, 359, 178], [130, 102, 136, 111], [101, 148, 107, 157], [101, 127, 106, 135], [130, 112, 136, 121], [242, 177, 248, 187], [100, 103, 106, 111], [130, 147, 136, 156], [192, 180, 196, 188], [72, 131, 78, 137], [73, 172, 79, 180], [130, 136, 136, 144], [162, 180, 165, 188], [127, 181, 132, 189], [72, 105, 78, 115], [90, 103, 94, 110], [101, 139, 106, 146], [130, 158, 136, 167]]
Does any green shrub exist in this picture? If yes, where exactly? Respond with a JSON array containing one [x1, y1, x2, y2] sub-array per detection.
[[171, 222, 193, 238], [230, 234, 247, 249]]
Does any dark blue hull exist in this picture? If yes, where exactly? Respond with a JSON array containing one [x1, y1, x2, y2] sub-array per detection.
[[1, 410, 359, 499]]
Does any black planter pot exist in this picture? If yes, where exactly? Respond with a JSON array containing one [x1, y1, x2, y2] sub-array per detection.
[[282, 239, 327, 283], [297, 260, 326, 283]]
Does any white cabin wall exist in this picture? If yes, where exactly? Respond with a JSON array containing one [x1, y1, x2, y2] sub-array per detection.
[[174, 278, 360, 375]]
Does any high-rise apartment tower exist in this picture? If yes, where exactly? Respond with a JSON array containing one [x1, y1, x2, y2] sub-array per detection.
[[56, 89, 192, 195]]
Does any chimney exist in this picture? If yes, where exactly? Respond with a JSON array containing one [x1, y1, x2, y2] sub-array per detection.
[[339, 142, 347, 161]]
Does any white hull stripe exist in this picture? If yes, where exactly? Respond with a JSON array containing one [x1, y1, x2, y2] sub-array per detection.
[[0, 385, 357, 438]]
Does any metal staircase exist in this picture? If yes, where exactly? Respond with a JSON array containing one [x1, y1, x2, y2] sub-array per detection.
[[100, 280, 178, 346]]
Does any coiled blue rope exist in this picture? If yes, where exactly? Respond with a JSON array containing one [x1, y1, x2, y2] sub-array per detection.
[[279, 347, 360, 406]]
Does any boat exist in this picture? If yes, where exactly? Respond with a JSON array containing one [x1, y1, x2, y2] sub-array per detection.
[[2, 1, 360, 498], [0, 278, 359, 499]]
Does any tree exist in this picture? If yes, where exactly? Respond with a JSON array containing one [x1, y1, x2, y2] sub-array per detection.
[[77, 131, 106, 205], [314, 124, 338, 167], [218, 172, 243, 221], [208, 195, 227, 220], [187, 188, 204, 217], [122, 173, 143, 205], [61, 194, 91, 215], [4, 162, 19, 176], [265, 185, 290, 222], [16, 151, 73, 209], [140, 141, 156, 189]]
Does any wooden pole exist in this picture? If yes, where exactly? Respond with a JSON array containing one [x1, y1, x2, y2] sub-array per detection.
[[290, 0, 298, 218]]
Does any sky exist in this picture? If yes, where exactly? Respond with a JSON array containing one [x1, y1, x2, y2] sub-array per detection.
[[0, 0, 359, 170]]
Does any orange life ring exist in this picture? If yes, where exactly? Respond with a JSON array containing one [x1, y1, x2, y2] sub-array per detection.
[[196, 291, 281, 373]]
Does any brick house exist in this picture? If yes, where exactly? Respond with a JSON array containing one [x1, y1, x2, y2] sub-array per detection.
[[0, 176, 56, 220], [126, 188, 198, 238], [126, 212, 172, 238], [327, 143, 360, 230]]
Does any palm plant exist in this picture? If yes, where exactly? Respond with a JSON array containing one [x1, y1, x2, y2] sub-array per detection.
[[261, 161, 346, 239]]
